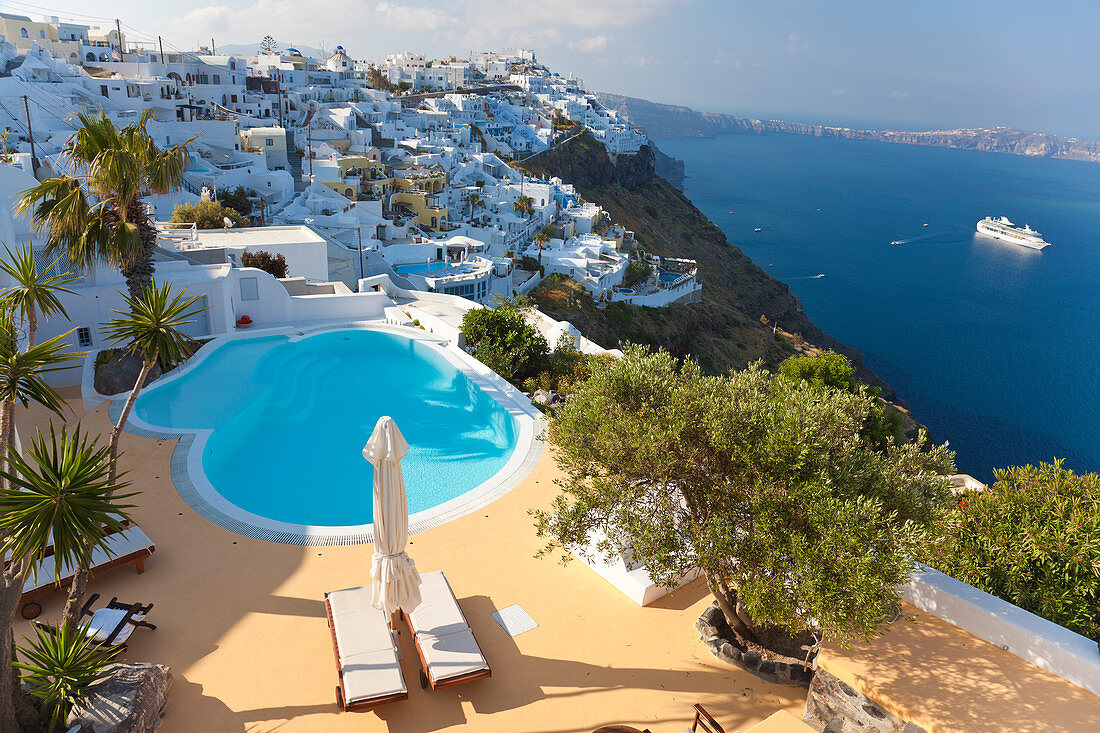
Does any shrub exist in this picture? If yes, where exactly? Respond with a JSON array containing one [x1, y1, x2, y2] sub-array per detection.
[[170, 199, 248, 230], [240, 250, 288, 278], [622, 259, 652, 289], [218, 186, 254, 216], [461, 295, 548, 381], [938, 461, 1100, 641]]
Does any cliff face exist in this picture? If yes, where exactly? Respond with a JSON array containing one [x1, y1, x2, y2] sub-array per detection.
[[596, 92, 1100, 163], [517, 131, 903, 404]]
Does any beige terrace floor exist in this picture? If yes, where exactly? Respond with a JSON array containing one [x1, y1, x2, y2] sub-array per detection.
[[13, 388, 806, 733]]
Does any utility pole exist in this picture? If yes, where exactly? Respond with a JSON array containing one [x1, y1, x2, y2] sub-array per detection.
[[158, 36, 165, 64], [307, 121, 313, 182], [23, 96, 36, 163], [115, 19, 123, 60], [211, 38, 216, 55]]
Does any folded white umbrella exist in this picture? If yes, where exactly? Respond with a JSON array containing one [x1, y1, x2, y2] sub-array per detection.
[[364, 416, 422, 627]]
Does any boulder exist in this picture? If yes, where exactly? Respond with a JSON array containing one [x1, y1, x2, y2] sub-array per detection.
[[95, 354, 162, 396], [67, 662, 171, 733], [532, 389, 551, 405]]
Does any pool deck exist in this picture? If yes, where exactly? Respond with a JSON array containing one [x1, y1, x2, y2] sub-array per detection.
[[14, 388, 807, 732]]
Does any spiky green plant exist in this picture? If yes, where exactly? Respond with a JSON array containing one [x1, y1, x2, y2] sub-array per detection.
[[16, 621, 120, 731], [0, 423, 134, 626], [16, 110, 195, 300], [101, 281, 206, 476], [0, 242, 81, 348]]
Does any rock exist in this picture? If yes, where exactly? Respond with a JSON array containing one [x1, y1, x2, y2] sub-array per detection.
[[67, 662, 172, 733], [532, 389, 551, 405], [802, 667, 926, 733], [695, 601, 813, 688], [95, 354, 162, 396]]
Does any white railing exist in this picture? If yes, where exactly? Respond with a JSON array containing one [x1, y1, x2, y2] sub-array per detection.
[[155, 221, 199, 248]]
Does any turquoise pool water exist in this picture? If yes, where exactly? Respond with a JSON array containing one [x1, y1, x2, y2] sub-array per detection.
[[134, 330, 519, 526], [394, 261, 450, 274], [658, 271, 681, 284]]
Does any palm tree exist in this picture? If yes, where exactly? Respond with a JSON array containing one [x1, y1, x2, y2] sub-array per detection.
[[0, 243, 80, 349], [514, 194, 534, 219], [0, 424, 134, 628], [16, 620, 120, 731], [16, 110, 195, 300], [467, 191, 482, 222], [0, 316, 81, 732], [101, 281, 205, 480], [533, 232, 549, 264]]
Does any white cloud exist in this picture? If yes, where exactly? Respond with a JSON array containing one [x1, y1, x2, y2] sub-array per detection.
[[787, 32, 809, 53], [823, 88, 847, 96], [891, 90, 911, 99], [624, 55, 664, 67], [568, 35, 612, 53], [169, 0, 680, 57]]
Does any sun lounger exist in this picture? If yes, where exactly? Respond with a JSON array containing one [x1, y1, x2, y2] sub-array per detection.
[[19, 525, 156, 620], [403, 570, 491, 690], [325, 585, 408, 711], [33, 593, 157, 651]]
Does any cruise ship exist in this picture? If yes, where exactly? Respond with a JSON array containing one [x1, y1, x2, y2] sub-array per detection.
[[976, 216, 1050, 249]]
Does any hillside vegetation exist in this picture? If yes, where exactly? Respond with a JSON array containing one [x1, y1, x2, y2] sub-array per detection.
[[518, 131, 903, 403]]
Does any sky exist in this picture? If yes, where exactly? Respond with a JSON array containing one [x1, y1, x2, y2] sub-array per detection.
[[5, 0, 1099, 137]]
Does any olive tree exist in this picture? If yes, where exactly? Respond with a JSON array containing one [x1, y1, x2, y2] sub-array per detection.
[[535, 346, 955, 646]]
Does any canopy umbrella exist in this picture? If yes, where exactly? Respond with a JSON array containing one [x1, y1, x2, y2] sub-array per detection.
[[363, 416, 422, 628]]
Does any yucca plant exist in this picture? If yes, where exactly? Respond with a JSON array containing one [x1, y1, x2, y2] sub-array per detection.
[[0, 318, 81, 470], [102, 281, 206, 480], [16, 621, 120, 731], [0, 243, 80, 349], [16, 110, 195, 300], [0, 423, 134, 627]]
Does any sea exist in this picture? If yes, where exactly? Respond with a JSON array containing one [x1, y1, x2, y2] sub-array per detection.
[[657, 133, 1100, 482]]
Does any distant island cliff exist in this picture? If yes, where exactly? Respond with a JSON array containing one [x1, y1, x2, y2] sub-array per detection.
[[596, 92, 1100, 163]]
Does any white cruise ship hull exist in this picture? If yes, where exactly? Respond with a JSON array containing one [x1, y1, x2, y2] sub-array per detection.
[[976, 221, 1049, 249]]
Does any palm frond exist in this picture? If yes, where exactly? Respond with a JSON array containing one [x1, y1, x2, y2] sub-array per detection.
[[0, 324, 82, 414], [16, 620, 120, 731], [0, 423, 134, 582], [0, 242, 80, 323], [102, 280, 207, 365]]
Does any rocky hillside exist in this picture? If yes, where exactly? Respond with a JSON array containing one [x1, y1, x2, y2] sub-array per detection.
[[516, 131, 905, 405], [596, 92, 1100, 163]]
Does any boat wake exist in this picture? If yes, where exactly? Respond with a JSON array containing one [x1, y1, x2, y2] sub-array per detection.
[[790, 273, 826, 280]]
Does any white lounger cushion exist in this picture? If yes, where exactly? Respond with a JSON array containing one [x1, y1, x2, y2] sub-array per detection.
[[24, 526, 154, 594], [406, 571, 489, 682], [85, 607, 140, 645], [326, 586, 406, 703], [408, 571, 468, 639], [417, 628, 489, 680]]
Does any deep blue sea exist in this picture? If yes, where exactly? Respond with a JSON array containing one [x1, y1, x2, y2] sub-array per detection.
[[658, 134, 1100, 481]]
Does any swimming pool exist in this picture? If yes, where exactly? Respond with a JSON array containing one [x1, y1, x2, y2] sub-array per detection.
[[658, 271, 682, 285], [133, 329, 530, 532], [394, 261, 451, 274]]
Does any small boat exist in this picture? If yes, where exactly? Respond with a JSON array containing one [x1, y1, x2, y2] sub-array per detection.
[[754, 227, 762, 232], [891, 240, 902, 245], [922, 223, 929, 227], [728, 211, 734, 214]]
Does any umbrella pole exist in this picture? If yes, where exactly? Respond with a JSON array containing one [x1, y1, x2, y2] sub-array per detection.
[[389, 611, 398, 632]]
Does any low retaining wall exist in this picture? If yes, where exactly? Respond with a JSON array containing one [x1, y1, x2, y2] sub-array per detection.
[[903, 564, 1100, 696]]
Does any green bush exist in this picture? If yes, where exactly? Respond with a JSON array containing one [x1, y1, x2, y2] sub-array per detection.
[[171, 199, 248, 229], [938, 462, 1100, 641], [240, 250, 288, 278], [218, 186, 254, 216], [622, 259, 652, 289], [461, 296, 548, 381]]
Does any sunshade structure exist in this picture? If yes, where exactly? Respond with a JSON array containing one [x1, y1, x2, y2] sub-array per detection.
[[363, 416, 422, 627]]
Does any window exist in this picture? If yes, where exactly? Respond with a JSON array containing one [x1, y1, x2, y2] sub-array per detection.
[[240, 276, 259, 301], [213, 75, 220, 84], [265, 138, 273, 146], [231, 94, 237, 103], [38, 30, 45, 39], [20, 28, 28, 39], [100, 85, 108, 98], [76, 327, 92, 348]]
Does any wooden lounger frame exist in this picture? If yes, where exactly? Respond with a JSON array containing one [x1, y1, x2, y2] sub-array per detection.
[[402, 607, 492, 691], [324, 594, 409, 712], [18, 534, 155, 619]]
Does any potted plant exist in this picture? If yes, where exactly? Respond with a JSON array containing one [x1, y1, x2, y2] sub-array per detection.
[[236, 314, 253, 329]]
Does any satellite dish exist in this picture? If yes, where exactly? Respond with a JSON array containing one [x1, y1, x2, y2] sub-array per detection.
[[223, 217, 234, 228]]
